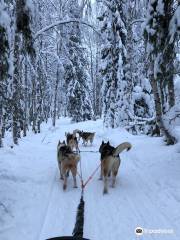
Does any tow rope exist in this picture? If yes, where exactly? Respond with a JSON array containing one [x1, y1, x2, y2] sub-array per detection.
[[47, 150, 99, 240], [79, 150, 99, 153], [72, 150, 100, 239], [72, 194, 85, 238]]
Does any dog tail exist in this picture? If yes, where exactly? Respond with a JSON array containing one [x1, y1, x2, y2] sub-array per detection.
[[113, 142, 132, 156], [73, 129, 80, 135]]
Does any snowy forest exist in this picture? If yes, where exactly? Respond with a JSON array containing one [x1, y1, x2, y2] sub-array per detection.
[[0, 0, 179, 147]]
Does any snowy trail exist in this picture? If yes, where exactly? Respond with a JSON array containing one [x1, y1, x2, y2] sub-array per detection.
[[0, 118, 180, 240]]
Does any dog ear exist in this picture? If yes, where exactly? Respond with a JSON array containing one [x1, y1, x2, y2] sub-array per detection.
[[58, 140, 61, 145], [107, 141, 110, 145], [102, 140, 104, 144], [63, 140, 65, 144]]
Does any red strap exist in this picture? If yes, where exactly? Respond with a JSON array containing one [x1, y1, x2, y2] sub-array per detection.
[[77, 163, 101, 190], [82, 164, 101, 189]]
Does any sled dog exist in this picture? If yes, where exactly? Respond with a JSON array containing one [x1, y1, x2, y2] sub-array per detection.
[[57, 140, 80, 190], [65, 132, 79, 152], [77, 131, 95, 146], [99, 141, 132, 194]]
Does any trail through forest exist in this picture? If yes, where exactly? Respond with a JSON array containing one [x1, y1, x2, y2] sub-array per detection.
[[0, 118, 180, 240]]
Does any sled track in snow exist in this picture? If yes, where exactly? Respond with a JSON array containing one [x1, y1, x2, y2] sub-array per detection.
[[2, 119, 180, 240], [38, 170, 58, 240]]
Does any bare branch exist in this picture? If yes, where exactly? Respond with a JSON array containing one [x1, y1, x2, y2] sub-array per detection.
[[130, 18, 145, 26], [34, 19, 100, 39], [169, 113, 180, 124]]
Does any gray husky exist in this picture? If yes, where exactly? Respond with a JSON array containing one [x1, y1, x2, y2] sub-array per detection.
[[76, 130, 95, 146]]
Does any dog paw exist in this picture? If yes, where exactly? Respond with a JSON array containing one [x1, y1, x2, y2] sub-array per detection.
[[73, 185, 78, 188], [63, 185, 67, 190], [103, 189, 108, 194]]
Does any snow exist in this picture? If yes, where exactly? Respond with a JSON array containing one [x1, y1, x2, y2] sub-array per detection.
[[157, 0, 164, 15], [26, 0, 35, 15], [0, 1, 10, 28], [169, 5, 180, 43], [175, 75, 180, 103], [0, 118, 180, 240], [133, 85, 143, 100]]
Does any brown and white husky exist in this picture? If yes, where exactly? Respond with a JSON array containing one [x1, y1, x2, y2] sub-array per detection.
[[57, 140, 80, 190], [99, 141, 132, 194]]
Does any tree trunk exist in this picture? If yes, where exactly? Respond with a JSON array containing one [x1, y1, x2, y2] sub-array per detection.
[[12, 32, 21, 145], [89, 44, 96, 118], [0, 101, 3, 147], [167, 77, 175, 108], [150, 68, 176, 145], [159, 80, 166, 114], [52, 67, 59, 127], [32, 78, 37, 133], [95, 47, 101, 117], [23, 57, 28, 137]]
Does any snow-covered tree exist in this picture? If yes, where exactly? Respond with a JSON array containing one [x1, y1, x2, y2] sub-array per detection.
[[144, 0, 180, 144], [11, 0, 35, 144], [1, 0, 179, 147], [0, 0, 10, 147], [125, 0, 154, 134], [99, 0, 132, 128], [64, 0, 93, 122]]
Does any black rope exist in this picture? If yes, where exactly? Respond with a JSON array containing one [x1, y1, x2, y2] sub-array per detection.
[[72, 194, 85, 238], [79, 150, 99, 153], [72, 150, 99, 153], [72, 147, 85, 239], [47, 148, 94, 240], [46, 193, 87, 240], [47, 146, 97, 240]]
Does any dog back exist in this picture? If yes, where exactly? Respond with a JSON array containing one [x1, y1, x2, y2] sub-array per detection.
[[60, 146, 80, 171], [81, 132, 95, 141], [99, 142, 115, 160]]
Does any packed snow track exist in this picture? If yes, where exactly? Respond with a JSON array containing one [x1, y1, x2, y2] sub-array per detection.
[[0, 118, 180, 240]]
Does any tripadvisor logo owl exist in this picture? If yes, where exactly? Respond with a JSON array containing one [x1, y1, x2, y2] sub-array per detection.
[[135, 227, 143, 236]]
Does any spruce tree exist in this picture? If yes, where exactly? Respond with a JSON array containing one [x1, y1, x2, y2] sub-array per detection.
[[64, 0, 92, 122], [99, 0, 130, 128], [144, 0, 179, 144], [0, 1, 10, 147], [12, 0, 35, 144]]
